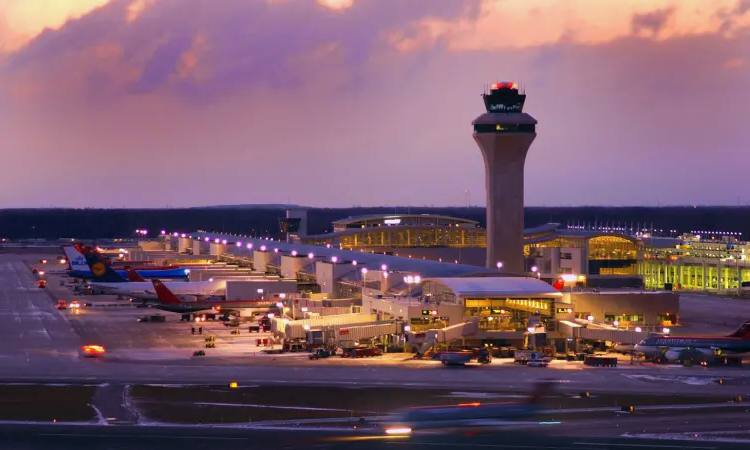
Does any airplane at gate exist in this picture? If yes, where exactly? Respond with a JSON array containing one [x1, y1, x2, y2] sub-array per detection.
[[63, 245, 190, 280], [634, 320, 750, 361], [150, 279, 276, 315]]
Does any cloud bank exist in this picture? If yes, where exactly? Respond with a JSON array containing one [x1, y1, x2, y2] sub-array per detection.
[[0, 0, 748, 207]]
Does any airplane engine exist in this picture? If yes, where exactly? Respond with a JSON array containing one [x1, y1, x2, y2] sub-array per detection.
[[663, 350, 684, 362]]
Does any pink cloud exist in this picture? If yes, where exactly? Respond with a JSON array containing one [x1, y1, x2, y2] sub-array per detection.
[[0, 0, 748, 208]]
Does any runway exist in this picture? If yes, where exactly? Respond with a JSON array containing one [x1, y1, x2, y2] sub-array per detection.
[[1, 418, 749, 450]]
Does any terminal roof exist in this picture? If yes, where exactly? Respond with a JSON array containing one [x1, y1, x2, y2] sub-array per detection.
[[191, 231, 497, 279], [425, 277, 562, 298], [333, 214, 479, 226]]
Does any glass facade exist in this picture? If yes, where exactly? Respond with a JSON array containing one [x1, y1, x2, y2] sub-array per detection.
[[465, 297, 554, 332], [309, 227, 488, 250], [587, 236, 639, 275], [641, 259, 750, 291]]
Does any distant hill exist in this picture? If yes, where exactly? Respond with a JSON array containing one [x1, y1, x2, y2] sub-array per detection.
[[0, 206, 747, 240]]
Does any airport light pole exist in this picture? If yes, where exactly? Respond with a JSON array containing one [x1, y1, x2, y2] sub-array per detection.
[[361, 267, 368, 299]]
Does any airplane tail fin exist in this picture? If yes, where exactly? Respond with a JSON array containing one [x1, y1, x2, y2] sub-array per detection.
[[727, 320, 750, 339], [78, 245, 127, 282], [151, 279, 181, 304], [62, 245, 89, 274], [125, 268, 146, 282], [527, 380, 556, 405]]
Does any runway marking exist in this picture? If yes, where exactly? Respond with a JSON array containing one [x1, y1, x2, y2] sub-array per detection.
[[573, 442, 717, 449]]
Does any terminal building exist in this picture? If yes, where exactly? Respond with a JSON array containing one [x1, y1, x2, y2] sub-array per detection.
[[156, 230, 679, 349]]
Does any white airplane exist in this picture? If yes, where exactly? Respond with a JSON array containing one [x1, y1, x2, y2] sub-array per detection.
[[89, 278, 227, 302]]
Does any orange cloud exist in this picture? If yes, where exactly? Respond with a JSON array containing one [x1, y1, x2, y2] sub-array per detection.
[[126, 0, 157, 23], [385, 0, 750, 52], [723, 57, 745, 69], [0, 0, 111, 54], [317, 0, 355, 10]]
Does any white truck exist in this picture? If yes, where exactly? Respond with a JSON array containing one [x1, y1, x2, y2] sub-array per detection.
[[514, 350, 551, 365]]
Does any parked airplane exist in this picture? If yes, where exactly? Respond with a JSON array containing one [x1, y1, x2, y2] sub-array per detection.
[[382, 381, 556, 435], [634, 320, 750, 361], [86, 264, 225, 301], [125, 268, 146, 282], [151, 279, 276, 315], [63, 245, 190, 280]]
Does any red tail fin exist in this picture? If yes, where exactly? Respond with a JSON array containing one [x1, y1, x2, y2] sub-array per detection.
[[727, 320, 750, 339], [125, 268, 146, 282], [151, 279, 181, 304]]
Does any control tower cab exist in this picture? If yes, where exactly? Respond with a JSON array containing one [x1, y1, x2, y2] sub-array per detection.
[[472, 82, 537, 274]]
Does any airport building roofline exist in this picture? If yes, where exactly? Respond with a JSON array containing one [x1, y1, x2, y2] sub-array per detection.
[[424, 277, 563, 298], [189, 231, 499, 278], [332, 213, 480, 226]]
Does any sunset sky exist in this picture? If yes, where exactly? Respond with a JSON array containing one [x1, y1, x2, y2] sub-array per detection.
[[1, 0, 748, 208]]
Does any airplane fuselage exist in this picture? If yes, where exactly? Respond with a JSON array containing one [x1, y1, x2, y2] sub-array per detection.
[[154, 300, 276, 314], [634, 336, 750, 358], [90, 280, 225, 299]]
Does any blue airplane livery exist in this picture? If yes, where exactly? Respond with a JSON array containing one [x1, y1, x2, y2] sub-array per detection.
[[62, 245, 190, 281]]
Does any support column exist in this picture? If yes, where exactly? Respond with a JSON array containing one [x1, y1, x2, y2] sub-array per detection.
[[702, 263, 708, 291], [717, 262, 722, 291]]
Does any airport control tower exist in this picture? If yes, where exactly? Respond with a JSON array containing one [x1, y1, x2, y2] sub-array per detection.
[[472, 81, 537, 273]]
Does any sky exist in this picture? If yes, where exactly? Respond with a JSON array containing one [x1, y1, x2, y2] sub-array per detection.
[[0, 0, 748, 208]]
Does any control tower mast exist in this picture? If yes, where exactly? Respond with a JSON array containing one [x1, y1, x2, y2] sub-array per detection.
[[472, 81, 537, 273]]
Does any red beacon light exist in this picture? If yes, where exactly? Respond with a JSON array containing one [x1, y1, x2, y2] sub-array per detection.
[[491, 81, 518, 90]]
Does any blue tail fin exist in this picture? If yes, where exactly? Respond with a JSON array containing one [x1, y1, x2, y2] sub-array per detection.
[[78, 245, 127, 282]]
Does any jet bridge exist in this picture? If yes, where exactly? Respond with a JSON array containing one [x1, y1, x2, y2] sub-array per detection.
[[406, 318, 480, 357]]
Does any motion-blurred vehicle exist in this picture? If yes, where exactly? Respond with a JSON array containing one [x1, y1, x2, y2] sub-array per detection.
[[37, 280, 47, 288], [39, 259, 48, 264], [383, 380, 556, 435], [57, 300, 67, 310], [79, 345, 105, 358], [31, 267, 38, 274], [69, 301, 80, 309], [37, 270, 45, 276]]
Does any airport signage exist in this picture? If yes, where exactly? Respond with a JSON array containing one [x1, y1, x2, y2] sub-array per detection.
[[488, 103, 522, 112], [654, 338, 697, 346], [557, 308, 573, 314], [384, 219, 401, 225], [340, 329, 350, 336], [421, 310, 438, 316]]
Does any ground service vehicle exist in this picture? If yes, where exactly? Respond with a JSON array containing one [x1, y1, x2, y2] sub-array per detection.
[[343, 347, 383, 358], [310, 348, 335, 360], [528, 358, 549, 367]]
